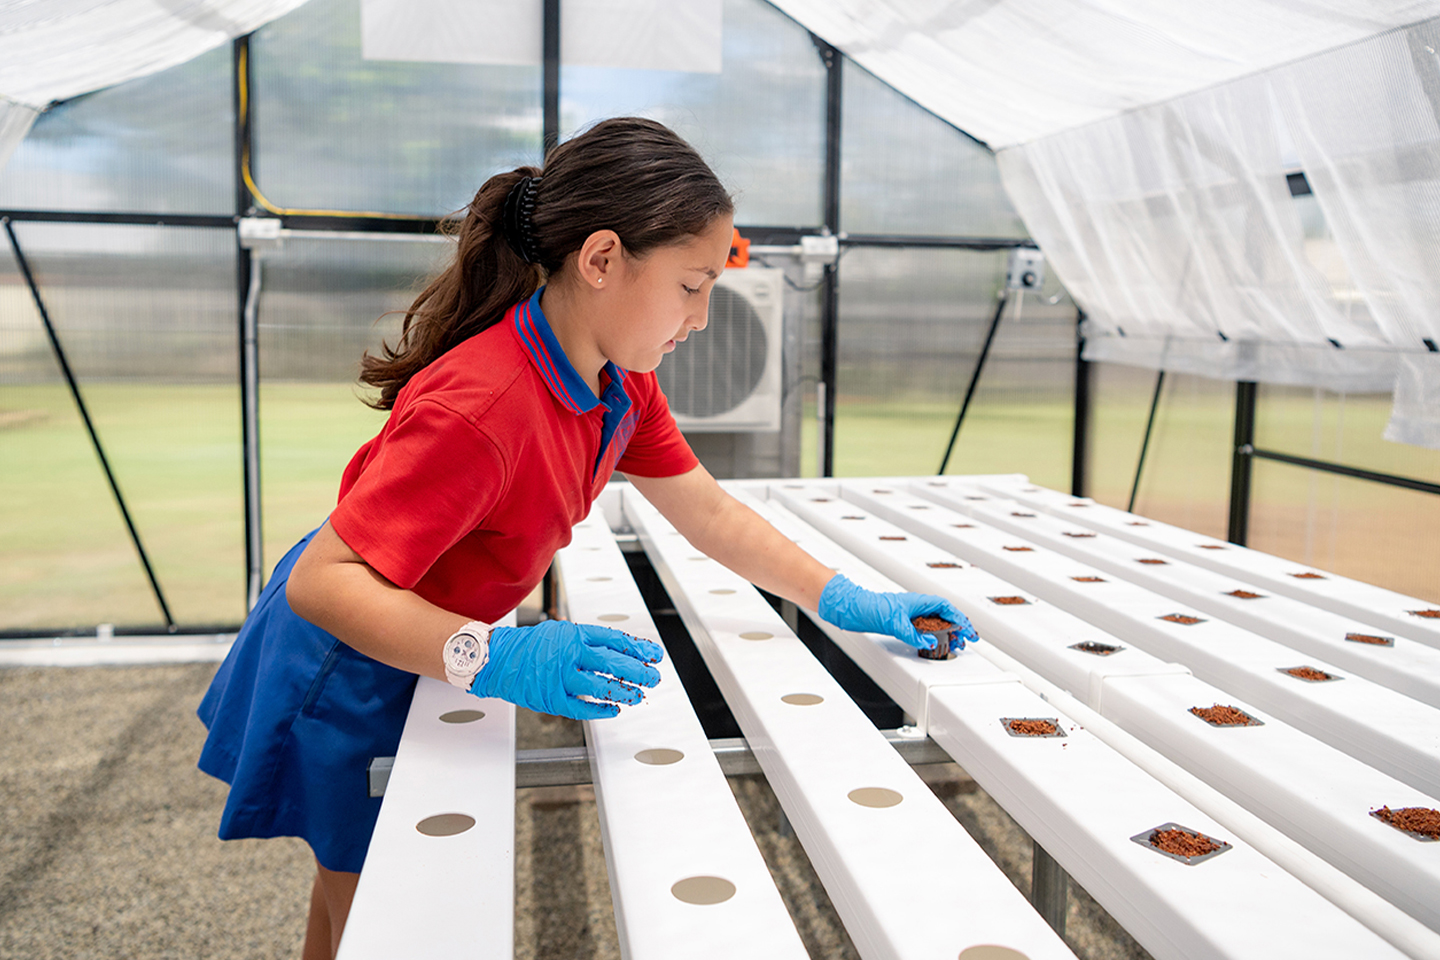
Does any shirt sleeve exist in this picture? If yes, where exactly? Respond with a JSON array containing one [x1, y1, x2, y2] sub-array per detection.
[[329, 399, 509, 590], [615, 372, 700, 478]]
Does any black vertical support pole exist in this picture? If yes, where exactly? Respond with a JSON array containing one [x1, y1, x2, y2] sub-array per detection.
[[1128, 369, 1166, 513], [542, 0, 561, 157], [4, 218, 175, 630], [938, 293, 1007, 475], [234, 35, 264, 611], [1071, 307, 1091, 497], [1228, 380, 1258, 545], [817, 36, 842, 477]]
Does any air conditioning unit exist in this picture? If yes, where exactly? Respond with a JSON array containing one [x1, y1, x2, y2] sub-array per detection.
[[656, 267, 784, 432]]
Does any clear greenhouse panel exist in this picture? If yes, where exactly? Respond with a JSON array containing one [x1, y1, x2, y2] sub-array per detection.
[[560, 0, 826, 228], [0, 44, 233, 216], [0, 223, 243, 632], [250, 0, 544, 217]]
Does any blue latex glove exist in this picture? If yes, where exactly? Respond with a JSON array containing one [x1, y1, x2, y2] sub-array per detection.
[[818, 573, 978, 653], [472, 620, 664, 720]]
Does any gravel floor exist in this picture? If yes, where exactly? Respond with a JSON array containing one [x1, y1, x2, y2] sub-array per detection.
[[0, 662, 1149, 960]]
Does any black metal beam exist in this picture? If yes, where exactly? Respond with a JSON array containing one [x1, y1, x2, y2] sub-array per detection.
[[816, 35, 843, 478], [235, 35, 264, 611], [1228, 381, 1258, 545], [1071, 308, 1091, 497], [939, 293, 1008, 475], [0, 209, 234, 228], [1251, 448, 1440, 497], [1128, 370, 1166, 512], [543, 0, 561, 157], [3, 217, 176, 631], [840, 234, 1034, 250]]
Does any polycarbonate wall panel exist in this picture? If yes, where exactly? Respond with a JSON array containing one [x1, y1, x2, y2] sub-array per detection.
[[255, 236, 444, 570], [819, 247, 1074, 482], [251, 0, 543, 217], [0, 45, 233, 215], [0, 223, 242, 631], [1087, 364, 1235, 541], [840, 61, 1028, 238], [560, 0, 826, 227]]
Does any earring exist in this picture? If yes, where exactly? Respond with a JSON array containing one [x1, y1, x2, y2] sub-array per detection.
[[597, 277, 604, 285]]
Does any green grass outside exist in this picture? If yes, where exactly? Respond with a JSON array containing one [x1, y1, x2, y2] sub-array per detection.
[[3, 380, 1436, 631]]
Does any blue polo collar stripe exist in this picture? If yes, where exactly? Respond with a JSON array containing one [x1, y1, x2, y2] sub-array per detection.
[[510, 289, 630, 422]]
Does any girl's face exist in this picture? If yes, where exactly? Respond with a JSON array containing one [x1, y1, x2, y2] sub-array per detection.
[[596, 215, 734, 374]]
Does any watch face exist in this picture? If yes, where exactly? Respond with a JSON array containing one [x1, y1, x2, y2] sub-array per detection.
[[445, 635, 481, 675]]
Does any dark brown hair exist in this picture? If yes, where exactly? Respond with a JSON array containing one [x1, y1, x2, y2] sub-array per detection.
[[361, 117, 733, 409]]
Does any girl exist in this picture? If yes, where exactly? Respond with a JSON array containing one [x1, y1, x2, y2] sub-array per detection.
[[196, 117, 976, 959]]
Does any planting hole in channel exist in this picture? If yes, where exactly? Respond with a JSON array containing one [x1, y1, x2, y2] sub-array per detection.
[[1225, 589, 1264, 599], [635, 748, 684, 765], [1159, 613, 1205, 625], [597, 613, 630, 622], [1370, 806, 1440, 841], [781, 693, 824, 705], [1070, 641, 1121, 656], [1132, 823, 1231, 864], [879, 535, 907, 541], [416, 814, 475, 837], [1063, 532, 1095, 538], [1071, 575, 1105, 583], [990, 596, 1029, 605], [439, 710, 485, 724], [958, 946, 1031, 960], [1190, 704, 1262, 727], [739, 631, 773, 641], [1280, 666, 1339, 682], [1346, 632, 1394, 646], [1002, 717, 1064, 737], [848, 787, 903, 808], [1410, 609, 1440, 619], [671, 876, 736, 905]]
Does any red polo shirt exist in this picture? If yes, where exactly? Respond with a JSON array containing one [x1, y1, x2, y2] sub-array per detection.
[[329, 289, 698, 621]]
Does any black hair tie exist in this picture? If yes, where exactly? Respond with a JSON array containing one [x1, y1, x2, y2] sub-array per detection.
[[502, 175, 543, 264]]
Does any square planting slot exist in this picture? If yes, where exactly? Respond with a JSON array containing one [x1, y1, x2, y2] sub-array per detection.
[[1290, 572, 1326, 580], [1409, 609, 1440, 619], [965, 496, 988, 501], [1001, 717, 1065, 738], [879, 535, 907, 541], [1071, 576, 1106, 583], [951, 523, 975, 529], [1011, 511, 1036, 517], [1225, 589, 1265, 599], [872, 489, 893, 494], [1137, 558, 1168, 565], [1190, 704, 1263, 727], [1003, 546, 1034, 552], [1346, 632, 1395, 647], [1070, 641, 1122, 656], [811, 497, 832, 502], [1197, 544, 1227, 550], [1370, 806, 1440, 841], [1066, 502, 1089, 507], [908, 505, 931, 510], [1280, 666, 1342, 683], [1063, 532, 1096, 538], [841, 515, 866, 520], [927, 562, 962, 568], [1127, 521, 1150, 526], [1159, 613, 1206, 625], [989, 596, 1030, 605], [1132, 823, 1232, 865]]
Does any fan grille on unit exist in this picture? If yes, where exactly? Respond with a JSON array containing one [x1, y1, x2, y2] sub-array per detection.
[[656, 285, 768, 418]]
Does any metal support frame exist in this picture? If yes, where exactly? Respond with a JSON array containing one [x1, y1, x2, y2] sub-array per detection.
[[3, 218, 175, 630], [542, 0, 560, 156], [1071, 308, 1091, 498], [1250, 447, 1440, 497], [1128, 369, 1166, 513], [815, 34, 843, 478], [1031, 840, 1069, 936], [938, 293, 1009, 474], [1228, 381, 1258, 545], [234, 35, 265, 610]]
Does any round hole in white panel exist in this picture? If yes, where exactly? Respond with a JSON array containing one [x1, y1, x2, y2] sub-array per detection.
[[848, 787, 903, 808], [710, 588, 736, 595], [740, 631, 773, 641], [416, 813, 475, 837], [781, 693, 823, 705], [635, 748, 684, 765], [688, 556, 708, 562], [439, 709, 485, 724], [671, 876, 736, 905], [597, 613, 630, 622], [958, 948, 1030, 960], [586, 576, 612, 582]]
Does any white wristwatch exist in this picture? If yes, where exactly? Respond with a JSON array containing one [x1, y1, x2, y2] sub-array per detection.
[[442, 620, 492, 692]]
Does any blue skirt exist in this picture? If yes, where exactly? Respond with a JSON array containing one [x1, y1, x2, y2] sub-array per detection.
[[197, 529, 418, 873]]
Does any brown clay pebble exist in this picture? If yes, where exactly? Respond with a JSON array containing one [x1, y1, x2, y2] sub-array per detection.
[[1410, 609, 1440, 619], [927, 562, 962, 568], [990, 596, 1028, 605], [1138, 558, 1168, 565], [1372, 806, 1440, 839], [1226, 589, 1264, 599], [912, 616, 955, 661], [1150, 827, 1222, 858], [1283, 666, 1334, 681], [1198, 544, 1226, 550], [951, 523, 975, 528], [841, 515, 865, 520], [1161, 613, 1204, 625], [1291, 572, 1326, 579], [1003, 546, 1033, 552], [1007, 719, 1058, 736], [1072, 576, 1105, 583], [1346, 632, 1393, 646], [879, 535, 907, 541], [1190, 704, 1259, 726]]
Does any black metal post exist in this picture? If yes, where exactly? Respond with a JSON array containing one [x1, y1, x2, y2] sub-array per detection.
[[816, 35, 842, 478], [1071, 308, 1091, 498], [4, 218, 175, 630], [235, 35, 264, 611], [938, 293, 1008, 475], [1228, 380, 1258, 545], [1128, 370, 1166, 513], [542, 0, 561, 157]]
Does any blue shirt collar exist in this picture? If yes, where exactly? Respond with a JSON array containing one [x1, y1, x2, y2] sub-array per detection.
[[511, 287, 628, 415]]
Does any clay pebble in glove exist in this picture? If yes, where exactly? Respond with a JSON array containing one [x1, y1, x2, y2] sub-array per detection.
[[817, 573, 978, 653], [472, 620, 664, 720]]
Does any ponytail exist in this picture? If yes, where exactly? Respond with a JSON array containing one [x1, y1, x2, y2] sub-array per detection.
[[360, 117, 733, 410]]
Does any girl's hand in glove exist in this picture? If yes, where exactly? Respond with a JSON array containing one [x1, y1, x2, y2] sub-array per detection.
[[817, 573, 978, 654], [472, 620, 663, 720]]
